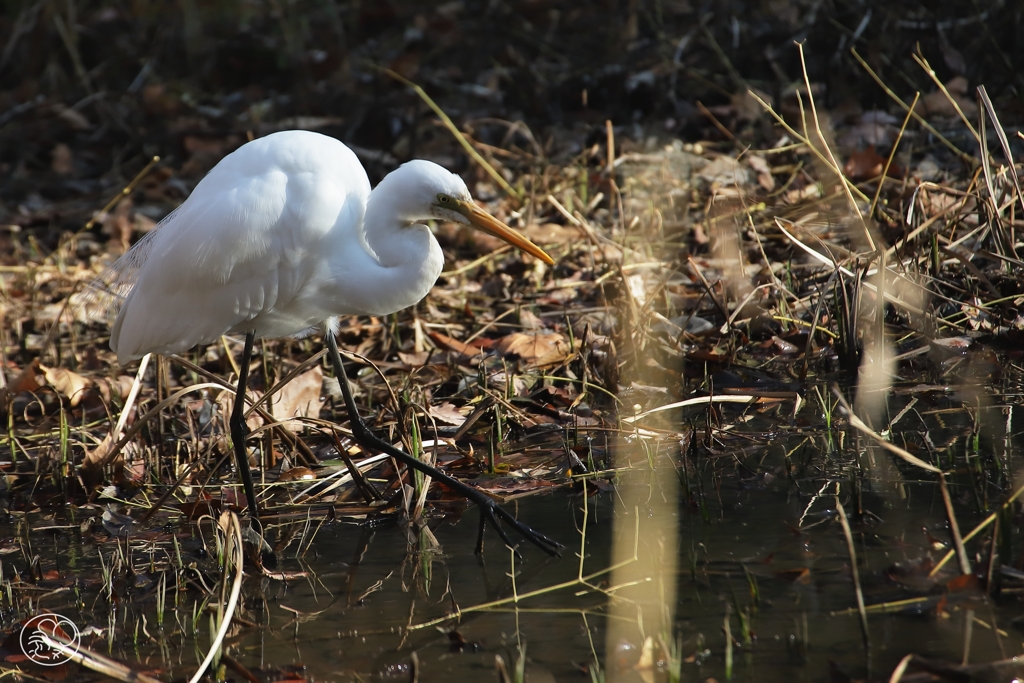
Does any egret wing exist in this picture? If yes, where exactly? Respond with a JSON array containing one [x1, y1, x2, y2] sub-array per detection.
[[106, 134, 370, 364]]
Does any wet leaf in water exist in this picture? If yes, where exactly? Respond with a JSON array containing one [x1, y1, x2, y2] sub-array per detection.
[[279, 466, 316, 481]]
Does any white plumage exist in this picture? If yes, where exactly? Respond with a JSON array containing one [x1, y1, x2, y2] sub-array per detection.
[[90, 129, 560, 554], [104, 130, 550, 364]]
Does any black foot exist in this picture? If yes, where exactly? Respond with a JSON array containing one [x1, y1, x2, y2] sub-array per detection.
[[326, 333, 562, 557]]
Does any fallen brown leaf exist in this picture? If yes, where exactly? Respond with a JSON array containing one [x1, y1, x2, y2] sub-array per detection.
[[270, 366, 322, 432], [83, 434, 140, 471], [495, 332, 575, 368], [51, 143, 73, 175], [428, 401, 467, 426], [41, 363, 92, 406], [216, 388, 264, 432], [427, 330, 485, 359], [8, 358, 43, 393], [397, 350, 430, 366]]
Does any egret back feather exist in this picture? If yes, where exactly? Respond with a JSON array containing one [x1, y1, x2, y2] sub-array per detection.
[[98, 130, 458, 365]]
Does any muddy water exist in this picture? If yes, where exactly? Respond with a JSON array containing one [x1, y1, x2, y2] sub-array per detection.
[[7, 434, 1014, 683], [264, 476, 1002, 682]]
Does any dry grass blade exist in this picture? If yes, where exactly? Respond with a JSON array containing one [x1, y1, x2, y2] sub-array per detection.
[[170, 351, 318, 465], [929, 479, 1024, 578], [244, 347, 328, 418], [89, 381, 230, 470], [795, 42, 874, 251], [81, 155, 162, 232], [495, 655, 511, 683], [850, 47, 976, 164], [407, 500, 642, 631], [775, 220, 925, 315], [884, 186, 967, 260], [869, 92, 920, 219], [621, 395, 759, 423], [292, 452, 390, 503], [605, 119, 615, 171], [547, 194, 601, 248], [977, 85, 1024, 219], [911, 52, 979, 142], [113, 352, 150, 439], [138, 460, 199, 525], [889, 654, 915, 683], [747, 89, 871, 206], [841, 385, 972, 576]]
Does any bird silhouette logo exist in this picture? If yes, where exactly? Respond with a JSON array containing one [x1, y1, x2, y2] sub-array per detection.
[[19, 614, 81, 666]]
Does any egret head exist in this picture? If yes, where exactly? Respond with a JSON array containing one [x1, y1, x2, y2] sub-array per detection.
[[376, 159, 554, 265]]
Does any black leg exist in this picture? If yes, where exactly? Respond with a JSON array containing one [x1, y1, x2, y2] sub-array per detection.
[[325, 332, 561, 557], [230, 331, 262, 531]]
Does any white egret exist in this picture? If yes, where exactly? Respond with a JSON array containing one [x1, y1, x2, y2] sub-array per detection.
[[98, 130, 560, 555]]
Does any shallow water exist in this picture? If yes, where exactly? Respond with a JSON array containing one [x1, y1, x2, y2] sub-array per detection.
[[6, 427, 1017, 683]]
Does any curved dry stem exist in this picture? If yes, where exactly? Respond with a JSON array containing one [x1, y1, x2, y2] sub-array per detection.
[[93, 381, 231, 469], [188, 511, 244, 683], [112, 352, 150, 440]]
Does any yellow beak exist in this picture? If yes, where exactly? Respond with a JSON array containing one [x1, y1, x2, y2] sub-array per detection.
[[453, 199, 555, 265]]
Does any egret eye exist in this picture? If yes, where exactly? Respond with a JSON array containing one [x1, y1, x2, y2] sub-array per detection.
[[437, 194, 449, 203]]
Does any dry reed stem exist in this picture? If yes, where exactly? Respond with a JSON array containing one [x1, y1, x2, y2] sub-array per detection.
[[836, 498, 870, 648], [795, 42, 875, 252], [382, 68, 519, 200], [851, 48, 975, 164], [869, 92, 920, 219], [911, 52, 980, 141]]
